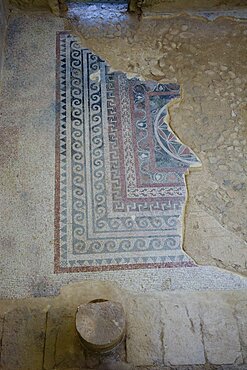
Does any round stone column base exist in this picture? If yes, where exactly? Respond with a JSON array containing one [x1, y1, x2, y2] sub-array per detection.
[[76, 299, 126, 353]]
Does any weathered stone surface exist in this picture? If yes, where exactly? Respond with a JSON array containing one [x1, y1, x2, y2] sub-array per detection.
[[99, 340, 126, 364], [44, 306, 86, 369], [98, 361, 134, 370], [184, 199, 247, 275], [161, 297, 205, 365], [9, 0, 66, 15], [140, 0, 247, 12], [234, 300, 247, 363], [126, 296, 163, 366], [198, 295, 242, 364], [1, 307, 46, 370], [76, 300, 126, 352], [0, 287, 247, 368]]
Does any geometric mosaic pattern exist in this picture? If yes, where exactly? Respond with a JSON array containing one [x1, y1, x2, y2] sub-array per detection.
[[54, 32, 201, 273]]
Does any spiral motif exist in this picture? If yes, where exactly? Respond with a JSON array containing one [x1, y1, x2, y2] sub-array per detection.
[[91, 103, 101, 113], [135, 217, 149, 228], [92, 122, 102, 135], [71, 45, 80, 56], [73, 164, 83, 174], [71, 76, 81, 87], [149, 239, 162, 250], [94, 178, 105, 189], [72, 119, 82, 128], [73, 152, 83, 162], [71, 59, 81, 68], [93, 148, 102, 157], [105, 240, 118, 252], [149, 217, 163, 228], [91, 87, 100, 97], [70, 39, 86, 255], [73, 241, 88, 254], [72, 98, 81, 107], [72, 131, 82, 141], [120, 240, 133, 251], [95, 205, 107, 217], [72, 141, 82, 151], [91, 115, 102, 125], [164, 216, 178, 228], [134, 239, 147, 251], [71, 81, 81, 91], [95, 193, 106, 205], [89, 54, 99, 72], [73, 187, 84, 197], [72, 107, 81, 117], [73, 200, 85, 212], [71, 69, 80, 79], [122, 218, 134, 229], [74, 213, 84, 225], [91, 241, 104, 253], [95, 219, 107, 229], [92, 136, 103, 146], [73, 226, 85, 240], [94, 158, 104, 167], [164, 237, 179, 250]]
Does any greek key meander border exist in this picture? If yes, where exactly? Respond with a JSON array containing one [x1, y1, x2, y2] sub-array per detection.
[[54, 32, 196, 273]]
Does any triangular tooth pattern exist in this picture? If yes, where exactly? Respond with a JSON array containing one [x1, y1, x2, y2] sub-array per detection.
[[128, 258, 135, 264], [168, 256, 176, 262], [60, 203, 67, 213], [60, 219, 67, 227]]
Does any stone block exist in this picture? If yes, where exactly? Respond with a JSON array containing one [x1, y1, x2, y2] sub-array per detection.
[[161, 297, 205, 365], [44, 306, 85, 369], [98, 361, 134, 370], [234, 300, 247, 363], [199, 296, 242, 365], [1, 307, 46, 370], [126, 296, 163, 366]]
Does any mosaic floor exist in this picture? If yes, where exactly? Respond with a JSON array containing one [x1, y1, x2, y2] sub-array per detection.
[[1, 12, 247, 298], [55, 32, 201, 273]]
